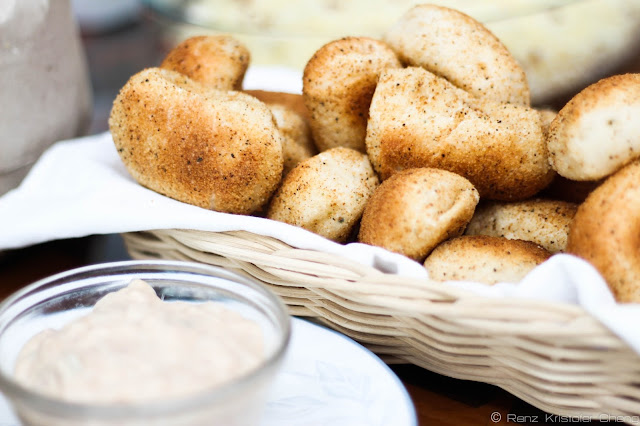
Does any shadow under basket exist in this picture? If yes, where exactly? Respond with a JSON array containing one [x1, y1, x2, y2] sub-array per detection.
[[122, 229, 640, 420]]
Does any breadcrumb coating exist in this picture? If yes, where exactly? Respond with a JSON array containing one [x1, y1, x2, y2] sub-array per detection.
[[267, 147, 379, 242], [465, 199, 577, 253], [358, 167, 479, 261], [424, 235, 550, 284], [109, 67, 283, 215]]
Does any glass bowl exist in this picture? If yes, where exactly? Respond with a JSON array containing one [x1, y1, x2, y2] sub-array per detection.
[[142, 0, 640, 105], [0, 260, 291, 426]]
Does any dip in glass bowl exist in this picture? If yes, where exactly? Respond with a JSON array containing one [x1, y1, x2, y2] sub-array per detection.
[[0, 260, 291, 426]]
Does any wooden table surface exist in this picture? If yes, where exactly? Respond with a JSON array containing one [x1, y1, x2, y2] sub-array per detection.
[[3, 8, 640, 426]]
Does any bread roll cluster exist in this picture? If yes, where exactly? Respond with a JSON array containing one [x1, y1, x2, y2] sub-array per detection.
[[109, 35, 371, 237], [300, 4, 563, 283], [110, 5, 640, 301], [549, 74, 640, 303], [301, 4, 640, 297]]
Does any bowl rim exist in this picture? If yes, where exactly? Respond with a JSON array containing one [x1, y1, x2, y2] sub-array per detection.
[[0, 259, 292, 419]]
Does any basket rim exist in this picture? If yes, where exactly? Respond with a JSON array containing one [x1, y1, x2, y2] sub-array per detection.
[[122, 228, 615, 327]]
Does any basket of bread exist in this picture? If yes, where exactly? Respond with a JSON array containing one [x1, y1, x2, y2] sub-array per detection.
[[114, 4, 640, 419]]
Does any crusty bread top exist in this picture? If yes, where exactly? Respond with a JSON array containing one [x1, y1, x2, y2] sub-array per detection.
[[365, 67, 552, 200], [109, 67, 283, 214], [384, 4, 530, 105], [161, 35, 250, 91], [424, 235, 550, 284], [358, 167, 479, 261], [465, 199, 577, 253]]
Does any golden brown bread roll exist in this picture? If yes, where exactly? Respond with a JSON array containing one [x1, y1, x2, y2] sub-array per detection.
[[424, 235, 551, 284], [358, 167, 479, 262], [465, 199, 577, 254], [109, 67, 283, 215], [384, 4, 530, 106], [160, 35, 250, 91], [365, 67, 553, 200], [547, 73, 640, 181], [266, 104, 316, 177], [566, 160, 640, 303], [267, 147, 379, 243], [303, 36, 401, 152]]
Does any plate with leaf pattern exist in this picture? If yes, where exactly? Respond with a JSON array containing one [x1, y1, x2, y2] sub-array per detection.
[[262, 318, 417, 426]]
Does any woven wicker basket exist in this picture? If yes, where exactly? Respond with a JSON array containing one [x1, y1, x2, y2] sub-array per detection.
[[122, 228, 640, 419]]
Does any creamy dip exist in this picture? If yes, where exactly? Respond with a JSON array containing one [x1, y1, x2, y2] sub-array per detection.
[[13, 279, 265, 404]]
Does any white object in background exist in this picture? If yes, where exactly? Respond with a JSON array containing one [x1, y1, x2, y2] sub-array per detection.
[[0, 0, 92, 196]]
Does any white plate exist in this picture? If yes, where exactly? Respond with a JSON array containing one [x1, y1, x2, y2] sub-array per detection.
[[263, 318, 417, 426], [0, 318, 417, 426]]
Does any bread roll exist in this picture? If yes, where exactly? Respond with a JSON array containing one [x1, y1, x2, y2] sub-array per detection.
[[566, 160, 640, 303], [109, 67, 283, 215], [358, 167, 479, 261], [465, 199, 577, 253], [547, 73, 640, 181], [267, 147, 379, 242], [303, 37, 401, 152], [385, 4, 530, 105], [160, 35, 250, 91], [424, 235, 550, 284], [365, 67, 553, 200]]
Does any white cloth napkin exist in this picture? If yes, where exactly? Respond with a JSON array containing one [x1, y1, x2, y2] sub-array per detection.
[[0, 132, 425, 277], [1, 66, 638, 355]]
